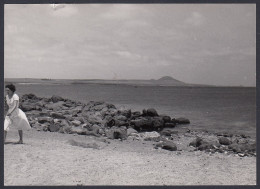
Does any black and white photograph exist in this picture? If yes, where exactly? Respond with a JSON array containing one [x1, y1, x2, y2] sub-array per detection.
[[3, 3, 256, 185]]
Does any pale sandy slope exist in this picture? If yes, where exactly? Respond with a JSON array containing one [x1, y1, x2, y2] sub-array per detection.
[[4, 129, 256, 186]]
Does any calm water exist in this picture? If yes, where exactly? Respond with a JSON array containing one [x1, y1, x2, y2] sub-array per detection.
[[13, 83, 256, 138]]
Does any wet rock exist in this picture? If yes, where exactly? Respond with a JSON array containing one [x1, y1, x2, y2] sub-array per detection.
[[131, 117, 153, 131], [146, 108, 159, 117], [218, 137, 232, 145], [164, 122, 176, 128], [51, 95, 64, 103], [175, 117, 190, 124], [161, 115, 171, 123]]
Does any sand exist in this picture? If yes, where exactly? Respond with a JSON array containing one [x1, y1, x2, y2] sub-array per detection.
[[4, 128, 256, 186]]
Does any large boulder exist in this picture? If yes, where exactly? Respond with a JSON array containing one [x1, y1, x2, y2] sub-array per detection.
[[174, 117, 190, 124], [51, 95, 64, 103], [146, 108, 159, 117], [161, 115, 171, 123], [164, 122, 176, 128], [151, 117, 164, 130], [218, 137, 232, 145], [130, 117, 153, 131]]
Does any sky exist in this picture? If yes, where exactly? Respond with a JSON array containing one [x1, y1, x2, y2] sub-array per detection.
[[4, 4, 256, 86]]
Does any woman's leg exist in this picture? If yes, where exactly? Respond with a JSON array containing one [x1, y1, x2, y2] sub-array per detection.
[[18, 130, 23, 144], [4, 131, 7, 143]]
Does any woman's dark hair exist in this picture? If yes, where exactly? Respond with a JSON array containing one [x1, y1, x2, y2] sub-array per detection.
[[5, 84, 16, 93]]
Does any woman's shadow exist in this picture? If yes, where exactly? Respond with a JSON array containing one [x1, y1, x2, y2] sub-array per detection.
[[4, 141, 24, 145]]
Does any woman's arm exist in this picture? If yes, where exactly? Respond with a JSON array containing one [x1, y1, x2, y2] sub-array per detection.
[[6, 100, 18, 116]]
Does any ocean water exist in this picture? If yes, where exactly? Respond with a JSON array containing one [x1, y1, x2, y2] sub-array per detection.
[[12, 83, 256, 138]]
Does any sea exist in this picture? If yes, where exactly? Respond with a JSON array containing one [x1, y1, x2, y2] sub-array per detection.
[[12, 83, 256, 138]]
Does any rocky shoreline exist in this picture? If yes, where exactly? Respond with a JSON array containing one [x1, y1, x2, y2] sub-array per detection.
[[8, 93, 256, 157]]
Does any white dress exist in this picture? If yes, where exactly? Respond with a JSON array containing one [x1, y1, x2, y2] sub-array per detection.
[[4, 94, 31, 131]]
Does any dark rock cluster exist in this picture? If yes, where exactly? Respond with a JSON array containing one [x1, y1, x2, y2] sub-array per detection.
[[189, 134, 256, 157], [19, 94, 188, 141], [18, 94, 255, 156]]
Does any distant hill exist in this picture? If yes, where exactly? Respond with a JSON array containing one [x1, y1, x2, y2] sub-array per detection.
[[154, 76, 186, 86]]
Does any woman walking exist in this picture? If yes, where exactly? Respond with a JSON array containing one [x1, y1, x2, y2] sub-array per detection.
[[4, 84, 31, 144]]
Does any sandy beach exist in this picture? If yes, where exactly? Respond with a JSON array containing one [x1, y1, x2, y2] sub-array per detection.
[[4, 128, 256, 186]]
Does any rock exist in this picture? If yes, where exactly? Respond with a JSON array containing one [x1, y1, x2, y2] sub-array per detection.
[[70, 126, 88, 135], [45, 101, 65, 111], [32, 123, 48, 131], [20, 103, 36, 112], [157, 141, 177, 151], [164, 122, 176, 128], [59, 125, 72, 134], [22, 93, 39, 101], [151, 117, 164, 130], [161, 115, 171, 123], [37, 117, 53, 124], [127, 128, 138, 136], [131, 111, 142, 118], [106, 118, 116, 127], [141, 131, 161, 141], [71, 120, 81, 126], [49, 123, 61, 132], [105, 127, 127, 140], [50, 112, 66, 119], [51, 95, 64, 103], [118, 109, 131, 118], [114, 115, 128, 121], [218, 137, 232, 145], [146, 108, 159, 117], [160, 128, 178, 136], [131, 117, 153, 131], [175, 117, 190, 124], [189, 137, 203, 147]]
